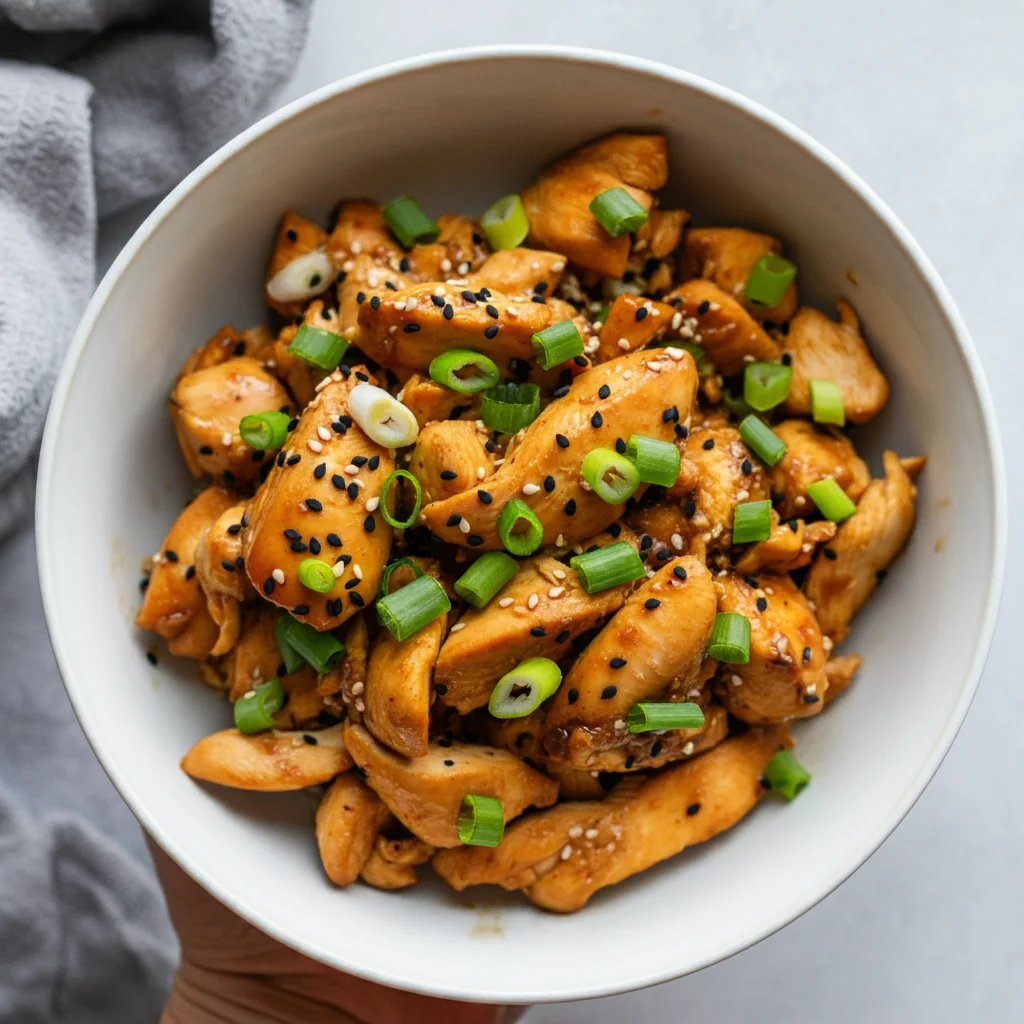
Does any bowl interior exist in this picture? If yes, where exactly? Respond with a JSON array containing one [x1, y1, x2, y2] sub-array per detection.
[[38, 51, 1001, 1003]]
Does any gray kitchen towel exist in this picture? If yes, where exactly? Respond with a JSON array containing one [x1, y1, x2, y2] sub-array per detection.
[[0, 1, 313, 1020]]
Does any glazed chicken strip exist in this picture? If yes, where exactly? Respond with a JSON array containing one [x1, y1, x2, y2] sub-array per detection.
[[713, 572, 828, 723], [461, 247, 566, 298], [434, 534, 639, 714], [398, 373, 483, 430], [337, 253, 415, 345], [264, 210, 329, 318], [195, 501, 254, 603], [316, 773, 390, 886], [169, 356, 294, 486], [782, 303, 889, 423], [665, 280, 780, 376], [769, 419, 871, 521], [422, 348, 698, 550], [404, 213, 490, 281], [522, 133, 668, 278], [180, 723, 352, 791], [634, 207, 689, 259], [543, 558, 717, 770], [318, 612, 369, 702], [734, 514, 837, 575], [343, 723, 558, 847], [271, 298, 349, 406], [805, 450, 918, 642], [526, 726, 790, 912], [408, 420, 495, 506], [242, 369, 394, 630], [593, 294, 675, 362], [824, 654, 863, 704], [683, 227, 798, 323], [135, 486, 237, 659], [325, 199, 402, 266]]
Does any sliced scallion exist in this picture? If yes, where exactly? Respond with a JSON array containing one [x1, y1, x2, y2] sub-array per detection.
[[625, 434, 680, 487], [497, 498, 544, 556], [266, 250, 332, 304], [376, 574, 451, 642], [570, 541, 645, 594], [732, 499, 773, 545], [482, 382, 540, 433], [382, 195, 440, 248], [581, 448, 640, 504], [739, 414, 787, 467], [274, 614, 306, 675], [347, 383, 419, 448], [428, 349, 500, 394], [626, 702, 705, 734], [589, 187, 649, 236], [233, 678, 286, 734], [379, 469, 422, 529], [744, 361, 792, 412], [744, 254, 797, 308], [531, 319, 584, 370], [286, 323, 349, 370], [454, 551, 520, 608], [239, 410, 291, 451], [378, 557, 424, 598], [764, 749, 811, 801], [297, 558, 336, 593], [488, 657, 562, 719], [457, 794, 504, 847], [279, 616, 345, 674], [806, 478, 857, 523], [810, 379, 845, 426], [722, 389, 753, 420], [480, 193, 529, 250], [708, 612, 751, 664]]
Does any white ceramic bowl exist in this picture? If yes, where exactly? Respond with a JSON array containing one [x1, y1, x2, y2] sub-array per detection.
[[37, 47, 1005, 1003]]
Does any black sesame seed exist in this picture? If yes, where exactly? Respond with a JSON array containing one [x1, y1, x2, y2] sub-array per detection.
[[601, 685, 617, 700], [330, 474, 345, 491], [485, 439, 496, 453], [399, 256, 411, 271], [544, 475, 555, 493], [556, 434, 570, 449], [290, 541, 307, 552], [645, 598, 661, 610], [478, 490, 492, 504], [697, 300, 710, 315], [287, 454, 301, 466], [302, 734, 318, 746], [685, 500, 697, 518], [185, 565, 196, 580], [221, 559, 236, 572], [435, 683, 449, 695], [446, 514, 462, 527], [339, 415, 353, 428], [484, 325, 499, 339], [675, 423, 689, 439], [350, 592, 365, 607], [364, 516, 376, 532], [591, 412, 603, 428], [277, 450, 287, 467], [564, 498, 577, 515], [673, 566, 688, 581], [531, 294, 546, 304], [309, 537, 321, 555], [567, 687, 579, 705], [609, 523, 622, 538], [802, 646, 813, 664], [573, 355, 587, 367], [339, 554, 352, 565], [286, 228, 298, 242], [781, 351, 792, 365], [326, 533, 342, 548], [344, 577, 360, 590], [443, 304, 454, 320], [461, 290, 477, 303], [530, 626, 547, 638], [356, 291, 366, 304], [313, 463, 326, 479], [263, 577, 275, 595], [552, 386, 570, 399], [164, 550, 179, 563], [756, 597, 768, 613], [687, 803, 701, 816], [635, 307, 648, 322], [468, 535, 484, 546], [145, 650, 158, 666], [403, 323, 420, 333], [368, 455, 380, 471], [355, 371, 369, 381], [624, 755, 636, 770], [824, 548, 837, 560], [640, 535, 653, 551], [610, 657, 627, 669], [430, 294, 445, 308], [485, 304, 499, 319], [336, 270, 347, 283], [558, 369, 573, 386], [788, 519, 799, 532], [533, 281, 548, 294], [370, 295, 381, 310], [440, 469, 457, 481], [656, 549, 672, 561], [702, 438, 715, 450], [479, 288, 491, 299], [744, 575, 759, 588], [803, 694, 821, 704], [327, 597, 342, 616], [293, 604, 310, 615], [347, 483, 359, 500], [444, 759, 455, 767], [650, 740, 662, 758], [555, 630, 570, 643], [663, 406, 679, 423], [741, 459, 753, 476], [306, 497, 323, 512], [598, 384, 611, 399], [760, 776, 772, 790], [199, 445, 213, 455], [615, 437, 626, 454]]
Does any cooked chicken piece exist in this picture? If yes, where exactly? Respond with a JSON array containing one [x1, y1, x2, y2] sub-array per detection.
[[325, 199, 402, 266], [713, 572, 827, 723], [344, 723, 558, 847], [434, 538, 637, 714], [900, 455, 927, 481], [264, 210, 330, 317], [404, 214, 489, 280], [734, 514, 837, 574], [242, 370, 394, 630], [625, 501, 702, 561], [525, 726, 790, 912], [315, 773, 390, 886], [169, 356, 294, 486], [377, 832, 435, 866], [769, 419, 871, 521], [360, 848, 418, 890], [270, 298, 347, 406], [274, 668, 331, 730], [355, 281, 563, 373], [462, 247, 566, 298], [318, 612, 369, 700], [666, 424, 771, 554], [683, 227, 798, 323], [337, 253, 415, 344], [204, 594, 242, 659], [543, 558, 717, 769], [805, 451, 917, 642], [824, 654, 863, 704], [135, 487, 237, 659], [782, 303, 889, 423], [180, 723, 351, 791], [398, 373, 483, 430], [594, 294, 675, 362], [665, 280, 780, 376], [194, 501, 253, 603], [422, 349, 698, 550], [635, 208, 689, 259], [408, 420, 495, 506], [179, 323, 273, 377], [364, 588, 446, 756], [522, 133, 668, 277]]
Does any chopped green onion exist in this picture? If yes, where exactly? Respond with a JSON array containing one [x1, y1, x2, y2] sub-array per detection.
[[297, 558, 336, 593], [744, 254, 797, 308], [581, 448, 640, 504], [743, 361, 792, 412], [458, 794, 504, 847], [764, 749, 811, 801], [570, 541, 645, 594], [428, 349, 500, 394], [376, 574, 451, 642], [806, 478, 857, 523], [382, 195, 440, 248], [454, 551, 520, 608], [739, 414, 787, 467], [497, 498, 544, 556], [378, 557, 424, 598], [708, 612, 751, 664], [589, 187, 649, 236], [347, 383, 419, 448], [625, 434, 680, 487], [626, 702, 705, 734], [279, 616, 345, 674], [667, 341, 713, 376], [480, 193, 530, 250], [379, 469, 422, 529], [482, 382, 540, 433], [233, 678, 286, 734], [488, 657, 562, 719], [732, 499, 773, 545], [722, 389, 753, 420], [809, 379, 845, 426], [286, 324, 349, 370], [274, 614, 306, 675], [238, 410, 291, 451], [531, 319, 584, 370]]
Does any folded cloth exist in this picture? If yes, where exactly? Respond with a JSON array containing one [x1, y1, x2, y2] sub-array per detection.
[[0, 1, 313, 1019]]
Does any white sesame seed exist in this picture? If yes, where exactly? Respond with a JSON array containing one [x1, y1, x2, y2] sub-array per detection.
[[433, 285, 445, 295], [440, 258, 452, 272], [507, 307, 519, 319], [341, 259, 354, 272], [350, 240, 362, 254], [573, 544, 584, 555], [731, 673, 743, 686], [344, 464, 359, 475], [584, 828, 599, 839], [221, 431, 232, 447], [683, 741, 694, 756], [476, 466, 486, 480], [365, 497, 380, 512], [687, 688, 701, 697], [823, 636, 834, 652], [458, 518, 471, 534], [347, 682, 363, 698], [332, 562, 346, 578], [551, 260, 565, 272], [527, 593, 539, 610], [806, 682, 817, 694], [742, 353, 755, 363], [272, 568, 285, 585], [764, 586, 774, 595], [614, 719, 627, 731], [666, 346, 683, 360], [617, 337, 631, 350], [522, 483, 541, 495], [568, 826, 583, 838], [388, 325, 398, 335], [450, 622, 466, 632], [353, 564, 363, 580], [307, 439, 323, 453], [671, 533, 683, 550], [801, 543, 812, 553], [355, 698, 365, 712], [498, 597, 514, 608], [548, 586, 565, 599], [317, 425, 331, 441], [560, 844, 572, 860], [795, 495, 806, 506], [556, 534, 566, 547], [623, 369, 632, 379], [671, 312, 683, 330], [553, 568, 566, 580], [458, 261, 470, 275]]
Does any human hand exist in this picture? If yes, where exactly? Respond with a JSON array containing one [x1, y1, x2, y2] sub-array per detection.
[[150, 838, 526, 1024]]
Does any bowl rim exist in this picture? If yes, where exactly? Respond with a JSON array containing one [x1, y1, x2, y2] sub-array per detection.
[[36, 44, 1007, 1003]]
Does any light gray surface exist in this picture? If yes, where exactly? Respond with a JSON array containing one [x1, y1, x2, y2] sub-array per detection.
[[56, 0, 1024, 1018]]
